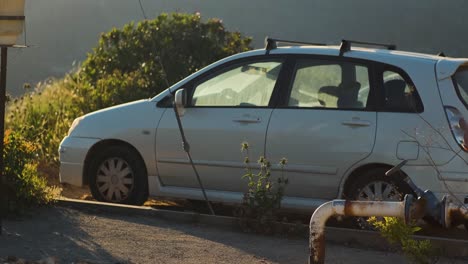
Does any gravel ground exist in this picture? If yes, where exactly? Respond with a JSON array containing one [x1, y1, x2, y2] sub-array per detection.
[[0, 206, 464, 264]]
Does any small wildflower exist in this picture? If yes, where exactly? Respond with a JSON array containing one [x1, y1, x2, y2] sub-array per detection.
[[279, 158, 288, 166], [241, 142, 249, 151]]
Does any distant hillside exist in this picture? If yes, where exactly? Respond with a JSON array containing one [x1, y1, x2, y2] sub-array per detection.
[[7, 0, 468, 95]]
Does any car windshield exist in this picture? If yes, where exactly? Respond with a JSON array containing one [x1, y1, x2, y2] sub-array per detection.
[[453, 67, 468, 108]]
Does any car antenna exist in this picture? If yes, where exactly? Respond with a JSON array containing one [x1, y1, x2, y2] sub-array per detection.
[[157, 55, 215, 215], [156, 55, 171, 88]]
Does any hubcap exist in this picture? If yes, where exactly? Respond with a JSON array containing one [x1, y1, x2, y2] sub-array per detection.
[[96, 158, 134, 202], [356, 181, 402, 229], [357, 181, 401, 201]]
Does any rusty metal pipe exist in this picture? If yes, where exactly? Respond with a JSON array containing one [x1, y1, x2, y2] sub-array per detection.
[[443, 198, 468, 228], [309, 197, 413, 264]]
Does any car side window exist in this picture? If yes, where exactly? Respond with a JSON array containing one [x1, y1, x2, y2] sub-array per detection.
[[191, 60, 283, 107], [382, 70, 423, 113], [288, 59, 370, 109]]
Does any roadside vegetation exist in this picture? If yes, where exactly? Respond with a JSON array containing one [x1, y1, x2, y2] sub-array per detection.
[[369, 217, 436, 264], [235, 142, 289, 234], [3, 130, 60, 214], [3, 12, 252, 211]]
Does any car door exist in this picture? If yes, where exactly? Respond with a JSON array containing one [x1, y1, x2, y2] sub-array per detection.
[[155, 56, 287, 192], [266, 56, 377, 199]]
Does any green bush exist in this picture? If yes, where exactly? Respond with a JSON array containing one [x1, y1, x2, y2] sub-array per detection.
[[6, 76, 85, 166], [369, 217, 436, 264], [3, 130, 60, 213], [78, 12, 252, 111]]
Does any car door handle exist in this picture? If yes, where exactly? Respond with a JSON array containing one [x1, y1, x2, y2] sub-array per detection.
[[233, 117, 261, 124], [341, 120, 371, 127]]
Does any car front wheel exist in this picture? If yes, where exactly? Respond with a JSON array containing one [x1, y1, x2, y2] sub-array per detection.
[[88, 145, 148, 205]]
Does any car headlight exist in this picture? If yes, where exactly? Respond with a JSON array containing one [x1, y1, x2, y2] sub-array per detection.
[[68, 116, 84, 136]]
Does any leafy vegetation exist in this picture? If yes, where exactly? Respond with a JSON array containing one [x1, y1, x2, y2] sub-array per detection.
[[236, 142, 289, 234], [78, 12, 252, 111], [7, 77, 85, 166], [369, 217, 436, 264], [3, 130, 60, 213]]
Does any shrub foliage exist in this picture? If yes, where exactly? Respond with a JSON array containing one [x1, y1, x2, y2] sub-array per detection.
[[78, 12, 252, 111], [3, 130, 59, 212], [369, 217, 435, 264], [7, 77, 85, 165]]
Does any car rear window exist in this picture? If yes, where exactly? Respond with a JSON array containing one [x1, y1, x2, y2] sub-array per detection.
[[453, 67, 468, 108]]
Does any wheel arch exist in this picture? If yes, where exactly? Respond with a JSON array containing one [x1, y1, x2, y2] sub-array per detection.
[[82, 139, 148, 186], [339, 162, 410, 199]]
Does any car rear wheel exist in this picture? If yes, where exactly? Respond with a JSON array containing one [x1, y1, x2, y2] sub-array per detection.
[[346, 167, 413, 229], [88, 145, 148, 205]]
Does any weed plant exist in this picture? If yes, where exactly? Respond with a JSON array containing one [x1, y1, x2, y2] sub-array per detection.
[[236, 142, 288, 234]]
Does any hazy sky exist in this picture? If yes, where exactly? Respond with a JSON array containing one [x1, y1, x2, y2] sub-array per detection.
[[6, 0, 468, 95]]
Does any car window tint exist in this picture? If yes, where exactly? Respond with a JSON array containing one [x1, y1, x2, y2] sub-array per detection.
[[288, 60, 370, 110], [382, 70, 422, 112], [192, 61, 282, 107]]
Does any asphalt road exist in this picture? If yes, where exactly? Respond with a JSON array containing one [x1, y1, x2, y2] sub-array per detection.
[[0, 206, 463, 264]]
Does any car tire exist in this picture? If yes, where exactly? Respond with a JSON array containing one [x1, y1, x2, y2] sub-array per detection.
[[345, 167, 414, 229], [88, 145, 148, 205]]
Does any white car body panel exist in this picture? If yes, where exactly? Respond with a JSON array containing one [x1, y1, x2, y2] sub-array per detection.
[[70, 99, 164, 178], [267, 109, 377, 199], [156, 108, 272, 192], [59, 136, 100, 186]]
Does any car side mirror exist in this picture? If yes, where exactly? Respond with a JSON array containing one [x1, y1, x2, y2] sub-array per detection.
[[174, 88, 187, 116]]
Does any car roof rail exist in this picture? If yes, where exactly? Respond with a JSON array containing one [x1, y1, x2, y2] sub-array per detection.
[[339, 39, 396, 56], [265, 37, 328, 53]]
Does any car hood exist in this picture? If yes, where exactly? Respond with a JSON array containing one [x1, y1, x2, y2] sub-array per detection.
[[70, 99, 163, 139]]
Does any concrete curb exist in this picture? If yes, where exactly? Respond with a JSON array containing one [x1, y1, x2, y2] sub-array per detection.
[[56, 198, 468, 258]]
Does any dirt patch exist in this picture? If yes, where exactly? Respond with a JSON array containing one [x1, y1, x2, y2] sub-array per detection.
[[60, 183, 93, 200]]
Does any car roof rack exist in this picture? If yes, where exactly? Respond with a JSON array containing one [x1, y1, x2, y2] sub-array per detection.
[[339, 39, 396, 56], [264, 37, 397, 56], [265, 37, 327, 53]]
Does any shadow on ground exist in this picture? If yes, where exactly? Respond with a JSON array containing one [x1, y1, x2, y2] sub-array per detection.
[[0, 207, 124, 263]]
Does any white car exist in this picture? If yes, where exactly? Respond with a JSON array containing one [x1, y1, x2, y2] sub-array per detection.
[[59, 39, 468, 213]]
